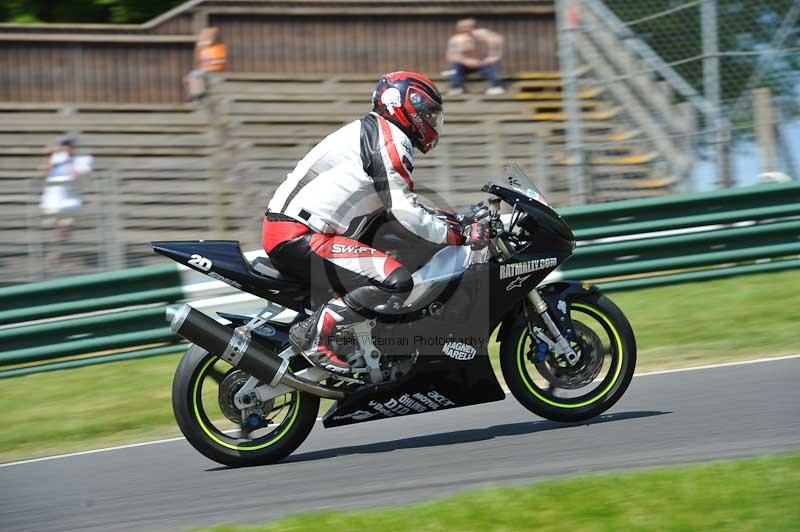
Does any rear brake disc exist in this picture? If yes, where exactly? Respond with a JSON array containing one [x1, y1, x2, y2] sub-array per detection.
[[218, 370, 274, 426]]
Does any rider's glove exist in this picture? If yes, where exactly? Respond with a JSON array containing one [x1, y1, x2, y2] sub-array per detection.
[[463, 221, 491, 250], [445, 220, 464, 245], [436, 208, 464, 245], [434, 207, 458, 221]]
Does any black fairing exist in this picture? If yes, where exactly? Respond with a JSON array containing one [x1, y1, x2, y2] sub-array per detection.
[[323, 345, 505, 427], [151, 241, 308, 313], [484, 183, 575, 253], [479, 185, 577, 327]]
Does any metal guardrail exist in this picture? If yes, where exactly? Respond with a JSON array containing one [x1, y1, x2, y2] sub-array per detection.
[[0, 264, 182, 325], [561, 180, 800, 238], [0, 182, 798, 379]]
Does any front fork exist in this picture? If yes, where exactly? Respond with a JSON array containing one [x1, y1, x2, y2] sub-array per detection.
[[494, 237, 579, 366], [526, 291, 579, 366]]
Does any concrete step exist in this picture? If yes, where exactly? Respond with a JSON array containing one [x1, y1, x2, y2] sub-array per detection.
[[528, 100, 606, 114], [531, 107, 621, 122], [513, 88, 602, 101]]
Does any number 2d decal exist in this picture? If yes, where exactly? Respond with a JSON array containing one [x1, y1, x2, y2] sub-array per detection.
[[188, 254, 212, 271]]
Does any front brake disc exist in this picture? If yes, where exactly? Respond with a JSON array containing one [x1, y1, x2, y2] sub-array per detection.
[[534, 322, 605, 389]]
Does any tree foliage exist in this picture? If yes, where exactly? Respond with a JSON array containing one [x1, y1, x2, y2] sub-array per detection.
[[0, 0, 184, 24]]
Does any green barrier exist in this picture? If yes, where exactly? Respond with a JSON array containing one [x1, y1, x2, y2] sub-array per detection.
[[564, 243, 800, 280], [561, 181, 800, 237], [0, 263, 181, 325], [597, 257, 800, 292], [0, 286, 184, 326], [0, 307, 172, 355], [572, 203, 800, 241], [0, 328, 178, 366], [0, 343, 188, 380], [565, 219, 800, 271], [4, 258, 797, 379]]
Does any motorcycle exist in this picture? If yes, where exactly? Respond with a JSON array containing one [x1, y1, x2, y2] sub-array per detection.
[[152, 164, 636, 467]]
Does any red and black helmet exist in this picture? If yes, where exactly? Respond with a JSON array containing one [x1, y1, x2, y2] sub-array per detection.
[[372, 71, 444, 154]]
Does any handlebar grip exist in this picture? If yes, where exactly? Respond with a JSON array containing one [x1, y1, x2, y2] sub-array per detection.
[[472, 208, 491, 222]]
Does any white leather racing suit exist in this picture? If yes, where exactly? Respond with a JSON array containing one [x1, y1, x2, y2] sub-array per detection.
[[263, 112, 464, 373], [267, 112, 459, 245]]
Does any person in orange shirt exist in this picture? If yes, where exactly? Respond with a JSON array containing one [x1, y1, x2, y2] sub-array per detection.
[[184, 27, 227, 102], [196, 27, 227, 73]]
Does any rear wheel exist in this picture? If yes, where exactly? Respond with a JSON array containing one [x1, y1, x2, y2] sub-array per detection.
[[172, 345, 319, 467], [500, 292, 636, 423]]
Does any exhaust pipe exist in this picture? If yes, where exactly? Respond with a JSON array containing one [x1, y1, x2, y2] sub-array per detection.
[[167, 305, 346, 399]]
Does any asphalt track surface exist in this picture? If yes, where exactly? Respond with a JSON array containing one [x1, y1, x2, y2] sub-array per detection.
[[2, 357, 799, 532]]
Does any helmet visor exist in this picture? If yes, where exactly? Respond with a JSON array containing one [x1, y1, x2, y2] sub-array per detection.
[[409, 88, 444, 134], [420, 108, 444, 136]]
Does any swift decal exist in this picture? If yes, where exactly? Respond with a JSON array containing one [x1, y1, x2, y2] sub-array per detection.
[[330, 243, 376, 255]]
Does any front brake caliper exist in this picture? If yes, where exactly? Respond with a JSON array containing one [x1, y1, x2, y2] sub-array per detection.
[[525, 323, 555, 363], [540, 294, 578, 343]]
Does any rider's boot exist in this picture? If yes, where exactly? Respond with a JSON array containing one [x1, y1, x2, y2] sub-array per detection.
[[289, 298, 357, 374]]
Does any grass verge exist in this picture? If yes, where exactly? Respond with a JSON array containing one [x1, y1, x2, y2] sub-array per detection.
[[0, 354, 183, 462], [197, 452, 800, 531], [2, 269, 799, 462], [607, 268, 800, 371]]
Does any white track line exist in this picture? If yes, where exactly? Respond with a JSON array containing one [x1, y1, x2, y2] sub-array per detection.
[[0, 437, 187, 469], [1, 353, 798, 470], [634, 353, 800, 377]]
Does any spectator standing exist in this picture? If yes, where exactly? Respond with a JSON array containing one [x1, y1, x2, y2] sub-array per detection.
[[184, 27, 227, 102], [445, 18, 505, 96], [40, 137, 93, 258]]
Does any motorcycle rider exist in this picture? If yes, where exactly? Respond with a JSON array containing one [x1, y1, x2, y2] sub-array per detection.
[[262, 71, 489, 373]]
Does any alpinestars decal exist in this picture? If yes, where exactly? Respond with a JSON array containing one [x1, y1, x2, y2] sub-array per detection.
[[506, 274, 532, 291]]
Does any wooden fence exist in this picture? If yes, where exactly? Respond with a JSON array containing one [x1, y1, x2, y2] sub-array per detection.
[[0, 0, 556, 103]]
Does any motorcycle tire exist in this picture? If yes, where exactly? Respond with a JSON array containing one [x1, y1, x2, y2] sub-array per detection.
[[500, 291, 636, 423], [172, 344, 319, 467]]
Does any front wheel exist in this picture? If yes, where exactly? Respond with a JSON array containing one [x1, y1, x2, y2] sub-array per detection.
[[500, 292, 636, 423], [172, 345, 319, 467]]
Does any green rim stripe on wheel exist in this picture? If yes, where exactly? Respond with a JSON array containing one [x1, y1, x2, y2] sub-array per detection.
[[516, 302, 623, 409], [192, 356, 300, 451]]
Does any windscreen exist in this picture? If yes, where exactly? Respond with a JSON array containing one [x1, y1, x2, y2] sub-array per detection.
[[503, 163, 549, 206]]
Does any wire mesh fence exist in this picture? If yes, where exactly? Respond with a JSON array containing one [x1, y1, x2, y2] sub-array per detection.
[[556, 0, 799, 197]]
